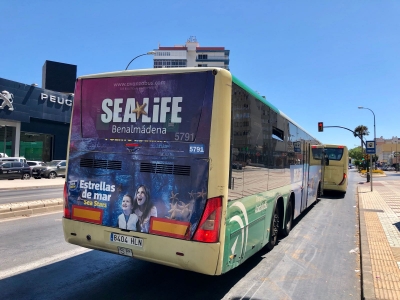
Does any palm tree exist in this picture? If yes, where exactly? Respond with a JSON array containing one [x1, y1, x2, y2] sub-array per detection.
[[354, 125, 369, 153]]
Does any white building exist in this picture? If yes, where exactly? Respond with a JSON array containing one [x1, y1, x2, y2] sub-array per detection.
[[153, 36, 230, 70]]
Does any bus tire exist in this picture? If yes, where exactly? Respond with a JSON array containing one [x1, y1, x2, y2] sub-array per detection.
[[266, 205, 280, 251], [281, 200, 293, 237]]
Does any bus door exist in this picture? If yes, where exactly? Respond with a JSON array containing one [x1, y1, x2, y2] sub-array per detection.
[[300, 142, 310, 211], [310, 145, 325, 197]]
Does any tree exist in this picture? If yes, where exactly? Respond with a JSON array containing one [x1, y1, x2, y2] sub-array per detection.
[[354, 125, 369, 153], [349, 146, 363, 161]]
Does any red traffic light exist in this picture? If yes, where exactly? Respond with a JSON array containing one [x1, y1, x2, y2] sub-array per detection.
[[318, 122, 323, 132]]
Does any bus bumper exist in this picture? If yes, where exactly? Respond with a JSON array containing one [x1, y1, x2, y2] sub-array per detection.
[[63, 218, 221, 275]]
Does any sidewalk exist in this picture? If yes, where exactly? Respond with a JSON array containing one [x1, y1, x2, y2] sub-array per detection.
[[0, 177, 64, 219], [358, 176, 400, 299]]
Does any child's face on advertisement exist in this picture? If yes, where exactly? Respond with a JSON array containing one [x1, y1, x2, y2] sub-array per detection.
[[122, 196, 133, 213], [136, 187, 147, 206]]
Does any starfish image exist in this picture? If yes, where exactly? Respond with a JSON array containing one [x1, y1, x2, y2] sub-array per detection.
[[197, 189, 207, 200], [169, 191, 179, 203], [132, 101, 148, 120], [188, 190, 196, 200], [178, 201, 193, 220], [168, 202, 182, 219]]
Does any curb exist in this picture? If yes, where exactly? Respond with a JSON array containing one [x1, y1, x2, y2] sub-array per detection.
[[0, 198, 63, 220], [358, 185, 375, 300], [0, 184, 64, 191]]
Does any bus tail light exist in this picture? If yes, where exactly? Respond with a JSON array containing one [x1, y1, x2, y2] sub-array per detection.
[[63, 182, 71, 218], [338, 173, 347, 185], [192, 196, 222, 243]]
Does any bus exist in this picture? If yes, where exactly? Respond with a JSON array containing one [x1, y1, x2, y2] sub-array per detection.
[[62, 67, 323, 275], [312, 144, 348, 194]]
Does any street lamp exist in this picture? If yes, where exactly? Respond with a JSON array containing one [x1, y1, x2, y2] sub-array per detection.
[[393, 136, 399, 173], [125, 51, 156, 70], [358, 106, 376, 191]]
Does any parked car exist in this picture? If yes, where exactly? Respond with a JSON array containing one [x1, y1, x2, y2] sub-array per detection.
[[0, 161, 32, 180], [27, 161, 47, 169], [0, 157, 27, 163], [32, 160, 66, 179]]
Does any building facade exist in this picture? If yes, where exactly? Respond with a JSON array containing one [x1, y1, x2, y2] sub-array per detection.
[[153, 36, 230, 70], [376, 136, 399, 166], [0, 77, 73, 161]]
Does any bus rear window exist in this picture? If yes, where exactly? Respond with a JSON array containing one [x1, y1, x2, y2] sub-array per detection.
[[80, 72, 214, 141], [325, 148, 344, 161], [311, 148, 323, 160]]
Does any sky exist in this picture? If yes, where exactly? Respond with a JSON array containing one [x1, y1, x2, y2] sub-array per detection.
[[1, 1, 399, 150]]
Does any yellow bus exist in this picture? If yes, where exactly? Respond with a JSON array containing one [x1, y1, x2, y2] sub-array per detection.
[[62, 67, 323, 275], [312, 144, 348, 194]]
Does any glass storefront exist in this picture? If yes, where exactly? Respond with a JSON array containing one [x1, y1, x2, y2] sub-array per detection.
[[0, 126, 53, 161], [20, 132, 53, 162], [0, 125, 14, 157]]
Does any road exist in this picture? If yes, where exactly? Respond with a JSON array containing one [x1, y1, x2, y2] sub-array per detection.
[[0, 187, 63, 204], [0, 171, 362, 300]]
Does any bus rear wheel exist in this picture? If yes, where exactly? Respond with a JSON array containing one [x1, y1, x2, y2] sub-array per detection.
[[266, 205, 280, 251]]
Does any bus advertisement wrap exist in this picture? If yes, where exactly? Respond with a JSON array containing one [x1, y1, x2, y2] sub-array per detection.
[[67, 71, 215, 237], [80, 72, 213, 141]]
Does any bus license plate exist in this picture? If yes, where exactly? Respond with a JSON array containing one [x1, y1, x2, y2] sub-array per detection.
[[110, 233, 143, 248], [117, 247, 133, 257]]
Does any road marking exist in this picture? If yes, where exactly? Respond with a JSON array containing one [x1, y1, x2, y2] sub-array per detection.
[[0, 247, 92, 280]]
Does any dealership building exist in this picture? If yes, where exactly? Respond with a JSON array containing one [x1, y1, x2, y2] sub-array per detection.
[[0, 61, 76, 162]]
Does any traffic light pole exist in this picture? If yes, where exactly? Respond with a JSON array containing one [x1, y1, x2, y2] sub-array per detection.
[[322, 126, 367, 147]]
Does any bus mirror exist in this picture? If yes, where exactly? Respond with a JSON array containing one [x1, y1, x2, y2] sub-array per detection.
[[325, 157, 329, 166]]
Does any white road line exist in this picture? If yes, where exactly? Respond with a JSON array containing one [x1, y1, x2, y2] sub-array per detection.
[[0, 248, 92, 280]]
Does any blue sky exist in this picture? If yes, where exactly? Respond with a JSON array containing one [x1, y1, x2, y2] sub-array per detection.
[[2, 1, 399, 150]]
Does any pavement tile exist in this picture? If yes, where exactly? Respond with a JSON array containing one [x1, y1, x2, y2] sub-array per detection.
[[359, 177, 400, 299]]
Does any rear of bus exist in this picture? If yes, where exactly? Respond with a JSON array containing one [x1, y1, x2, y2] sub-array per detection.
[[62, 68, 232, 275], [322, 144, 349, 194]]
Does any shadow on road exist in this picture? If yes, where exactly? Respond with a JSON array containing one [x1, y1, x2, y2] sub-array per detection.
[[0, 246, 270, 300]]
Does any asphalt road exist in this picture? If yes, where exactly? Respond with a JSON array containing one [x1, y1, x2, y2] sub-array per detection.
[[0, 187, 63, 204], [0, 171, 362, 300]]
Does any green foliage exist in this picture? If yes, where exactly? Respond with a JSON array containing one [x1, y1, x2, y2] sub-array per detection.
[[349, 146, 363, 160], [353, 125, 369, 138]]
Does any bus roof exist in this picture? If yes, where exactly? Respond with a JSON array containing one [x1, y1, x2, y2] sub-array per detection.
[[231, 75, 280, 114]]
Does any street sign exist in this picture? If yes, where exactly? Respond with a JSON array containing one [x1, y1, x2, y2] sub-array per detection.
[[293, 141, 301, 152], [366, 140, 376, 154]]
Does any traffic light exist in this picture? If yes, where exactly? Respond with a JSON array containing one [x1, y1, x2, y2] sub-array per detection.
[[318, 122, 323, 132]]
